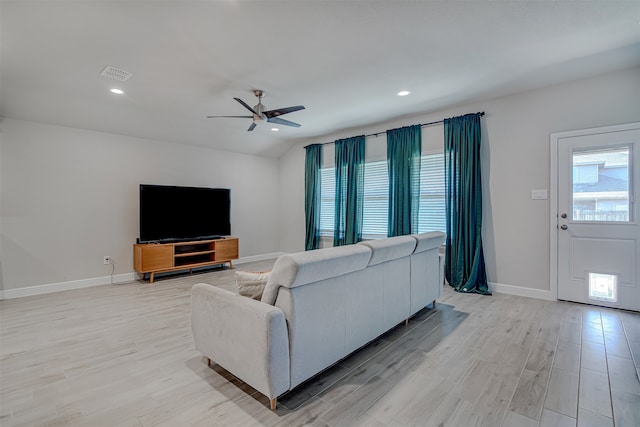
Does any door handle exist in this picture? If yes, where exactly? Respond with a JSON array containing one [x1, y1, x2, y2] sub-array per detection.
[[560, 224, 568, 230], [561, 213, 567, 219]]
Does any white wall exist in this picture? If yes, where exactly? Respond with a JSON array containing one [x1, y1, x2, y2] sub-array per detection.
[[0, 119, 281, 292], [279, 67, 640, 295]]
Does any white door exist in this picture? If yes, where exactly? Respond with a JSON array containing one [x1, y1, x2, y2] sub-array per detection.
[[554, 123, 640, 311]]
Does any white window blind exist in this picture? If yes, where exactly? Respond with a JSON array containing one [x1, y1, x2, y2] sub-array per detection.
[[418, 153, 446, 233], [362, 160, 389, 238], [319, 167, 335, 236], [319, 153, 446, 240]]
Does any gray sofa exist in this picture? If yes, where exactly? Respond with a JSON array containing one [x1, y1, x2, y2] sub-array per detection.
[[190, 231, 445, 410]]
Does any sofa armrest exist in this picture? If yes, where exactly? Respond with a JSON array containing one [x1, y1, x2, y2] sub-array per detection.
[[190, 283, 290, 400]]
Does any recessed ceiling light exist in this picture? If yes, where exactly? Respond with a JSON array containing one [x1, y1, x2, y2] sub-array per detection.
[[397, 90, 410, 97], [110, 88, 124, 95], [271, 128, 279, 132]]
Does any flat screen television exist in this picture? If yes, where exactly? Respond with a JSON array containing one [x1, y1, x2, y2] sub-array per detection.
[[139, 184, 231, 243]]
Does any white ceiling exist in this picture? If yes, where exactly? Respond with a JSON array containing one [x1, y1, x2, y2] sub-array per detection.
[[2, 1, 639, 158]]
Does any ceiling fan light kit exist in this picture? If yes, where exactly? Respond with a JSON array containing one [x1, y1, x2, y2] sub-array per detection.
[[207, 89, 305, 132]]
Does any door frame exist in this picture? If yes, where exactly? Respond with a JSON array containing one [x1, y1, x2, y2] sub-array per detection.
[[550, 122, 640, 301]]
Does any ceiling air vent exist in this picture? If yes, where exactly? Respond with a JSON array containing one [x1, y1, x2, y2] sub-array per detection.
[[100, 66, 132, 82]]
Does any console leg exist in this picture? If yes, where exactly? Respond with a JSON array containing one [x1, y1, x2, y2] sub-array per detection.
[[150, 272, 154, 285], [228, 260, 234, 269], [270, 398, 277, 411]]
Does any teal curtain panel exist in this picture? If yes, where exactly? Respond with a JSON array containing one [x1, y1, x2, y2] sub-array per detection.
[[444, 113, 490, 295], [334, 136, 365, 246], [387, 125, 422, 237], [304, 144, 323, 250]]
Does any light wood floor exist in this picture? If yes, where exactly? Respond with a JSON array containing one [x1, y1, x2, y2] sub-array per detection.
[[1, 260, 639, 427]]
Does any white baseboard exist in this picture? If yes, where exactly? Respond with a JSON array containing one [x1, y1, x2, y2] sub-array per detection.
[[8, 254, 560, 303], [235, 252, 287, 265], [0, 273, 137, 300], [0, 252, 288, 300], [489, 282, 555, 301]]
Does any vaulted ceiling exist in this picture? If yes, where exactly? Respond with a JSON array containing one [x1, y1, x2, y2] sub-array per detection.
[[2, 1, 639, 157]]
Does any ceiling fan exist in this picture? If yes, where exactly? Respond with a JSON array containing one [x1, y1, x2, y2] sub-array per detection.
[[207, 89, 305, 131]]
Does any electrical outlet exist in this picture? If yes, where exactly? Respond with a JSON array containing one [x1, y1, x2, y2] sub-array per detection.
[[103, 256, 111, 265]]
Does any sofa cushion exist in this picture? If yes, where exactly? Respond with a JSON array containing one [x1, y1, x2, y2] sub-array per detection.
[[358, 235, 417, 266], [261, 245, 371, 305], [235, 270, 271, 300], [412, 231, 446, 253]]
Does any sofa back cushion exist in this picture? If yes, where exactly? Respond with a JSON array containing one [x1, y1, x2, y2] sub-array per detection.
[[357, 235, 416, 266], [261, 244, 371, 305], [412, 231, 446, 253]]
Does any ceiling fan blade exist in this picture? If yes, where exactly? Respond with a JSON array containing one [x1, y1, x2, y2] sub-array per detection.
[[263, 105, 305, 118], [207, 115, 253, 118], [234, 97, 259, 115], [247, 122, 257, 132], [267, 116, 301, 128]]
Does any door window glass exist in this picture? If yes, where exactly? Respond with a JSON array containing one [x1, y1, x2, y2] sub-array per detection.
[[572, 146, 630, 222]]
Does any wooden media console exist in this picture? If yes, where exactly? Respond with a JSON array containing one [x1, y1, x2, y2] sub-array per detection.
[[133, 237, 239, 284]]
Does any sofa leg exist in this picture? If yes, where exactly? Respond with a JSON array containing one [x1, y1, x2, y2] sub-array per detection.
[[270, 398, 277, 411], [433, 300, 436, 309], [206, 357, 211, 367], [404, 318, 409, 326]]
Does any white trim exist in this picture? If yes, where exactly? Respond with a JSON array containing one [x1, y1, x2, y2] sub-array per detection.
[[549, 122, 640, 303], [235, 252, 287, 264], [550, 130, 560, 301], [489, 282, 555, 301], [0, 273, 136, 300], [0, 252, 288, 300]]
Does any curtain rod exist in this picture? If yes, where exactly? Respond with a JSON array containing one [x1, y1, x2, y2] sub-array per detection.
[[304, 111, 485, 148]]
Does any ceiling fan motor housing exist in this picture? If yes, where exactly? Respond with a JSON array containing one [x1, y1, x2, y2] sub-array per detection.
[[253, 103, 266, 119]]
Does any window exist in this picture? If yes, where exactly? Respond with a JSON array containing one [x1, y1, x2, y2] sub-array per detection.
[[572, 146, 630, 222], [319, 167, 335, 237], [418, 154, 446, 233], [319, 153, 446, 240], [362, 160, 389, 238]]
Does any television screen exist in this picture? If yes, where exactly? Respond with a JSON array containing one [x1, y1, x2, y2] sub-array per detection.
[[139, 184, 231, 243]]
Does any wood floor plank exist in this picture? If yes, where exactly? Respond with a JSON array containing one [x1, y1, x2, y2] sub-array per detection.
[[501, 410, 538, 427], [610, 388, 640, 427], [601, 312, 624, 335], [604, 332, 633, 359], [496, 343, 531, 378], [419, 394, 476, 427], [582, 309, 602, 326], [473, 373, 520, 427], [628, 339, 640, 367], [607, 354, 640, 396], [579, 367, 613, 418], [278, 363, 351, 410], [452, 359, 498, 406], [367, 371, 454, 425], [619, 312, 640, 337], [318, 375, 393, 426], [583, 322, 605, 345], [581, 340, 608, 374], [539, 409, 575, 427], [554, 340, 581, 374], [544, 368, 579, 418], [578, 407, 614, 427], [559, 319, 582, 345], [508, 368, 548, 421]]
